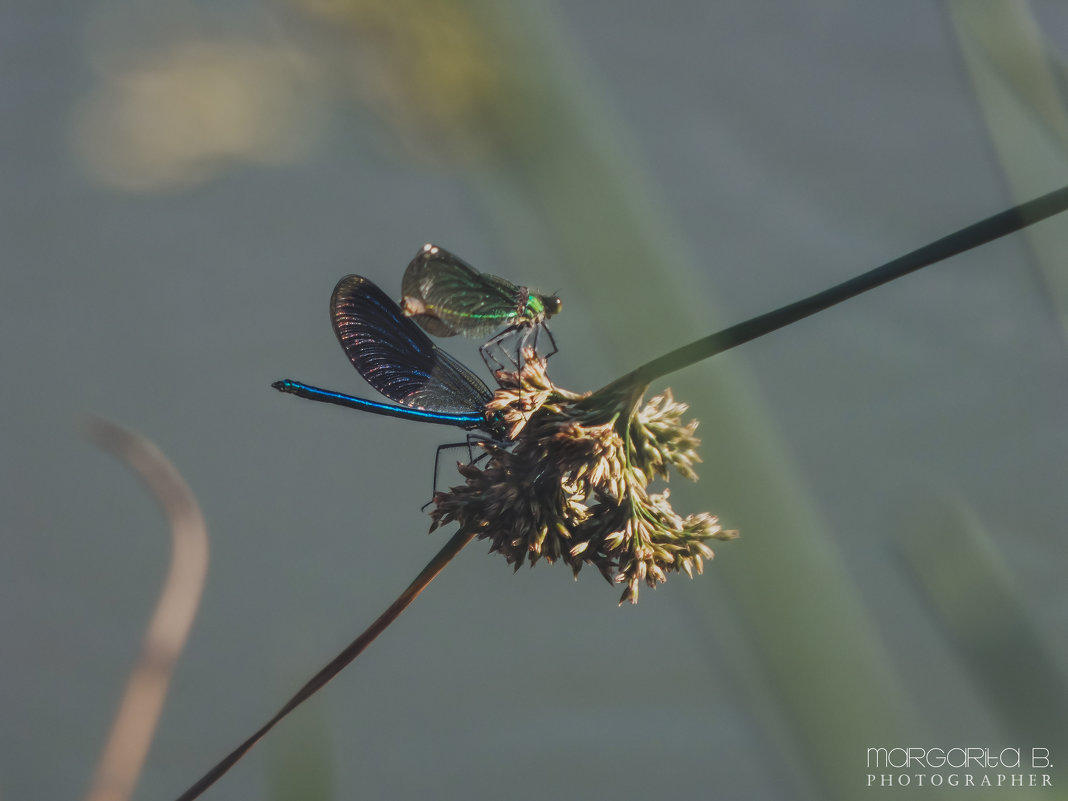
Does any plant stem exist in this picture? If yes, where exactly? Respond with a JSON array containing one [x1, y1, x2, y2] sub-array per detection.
[[173, 528, 478, 801], [83, 418, 208, 801], [602, 185, 1068, 393]]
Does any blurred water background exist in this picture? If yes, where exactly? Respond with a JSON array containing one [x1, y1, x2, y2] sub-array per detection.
[[2, 2, 1067, 799]]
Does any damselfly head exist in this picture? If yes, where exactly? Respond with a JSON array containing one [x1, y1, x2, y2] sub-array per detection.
[[521, 291, 561, 322]]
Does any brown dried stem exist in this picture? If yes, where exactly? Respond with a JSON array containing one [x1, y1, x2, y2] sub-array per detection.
[[82, 418, 209, 801]]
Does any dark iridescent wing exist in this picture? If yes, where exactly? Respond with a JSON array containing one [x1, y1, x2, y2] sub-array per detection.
[[401, 244, 521, 338], [331, 275, 492, 413]]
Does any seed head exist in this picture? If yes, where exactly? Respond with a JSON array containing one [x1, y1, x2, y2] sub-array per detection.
[[429, 350, 736, 603]]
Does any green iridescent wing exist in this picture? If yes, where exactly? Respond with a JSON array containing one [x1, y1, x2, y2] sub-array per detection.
[[401, 244, 523, 338]]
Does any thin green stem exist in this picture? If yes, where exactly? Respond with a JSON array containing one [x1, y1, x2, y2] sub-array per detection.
[[602, 185, 1068, 393], [173, 528, 478, 801]]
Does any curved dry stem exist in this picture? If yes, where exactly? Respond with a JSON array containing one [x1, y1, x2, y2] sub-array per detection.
[[173, 526, 477, 801], [82, 417, 210, 801]]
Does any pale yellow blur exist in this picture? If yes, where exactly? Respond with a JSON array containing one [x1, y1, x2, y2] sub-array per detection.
[[73, 35, 324, 192], [71, 0, 514, 191]]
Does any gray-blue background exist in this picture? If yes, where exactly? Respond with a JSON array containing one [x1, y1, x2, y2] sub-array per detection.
[[4, 2, 1067, 799]]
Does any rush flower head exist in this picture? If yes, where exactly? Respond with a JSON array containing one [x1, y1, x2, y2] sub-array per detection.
[[430, 349, 736, 604]]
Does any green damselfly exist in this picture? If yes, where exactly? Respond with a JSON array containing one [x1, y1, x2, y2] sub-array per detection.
[[401, 243, 561, 370]]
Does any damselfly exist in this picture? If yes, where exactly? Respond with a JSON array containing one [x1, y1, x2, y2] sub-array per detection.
[[274, 275, 507, 486], [400, 243, 561, 370]]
